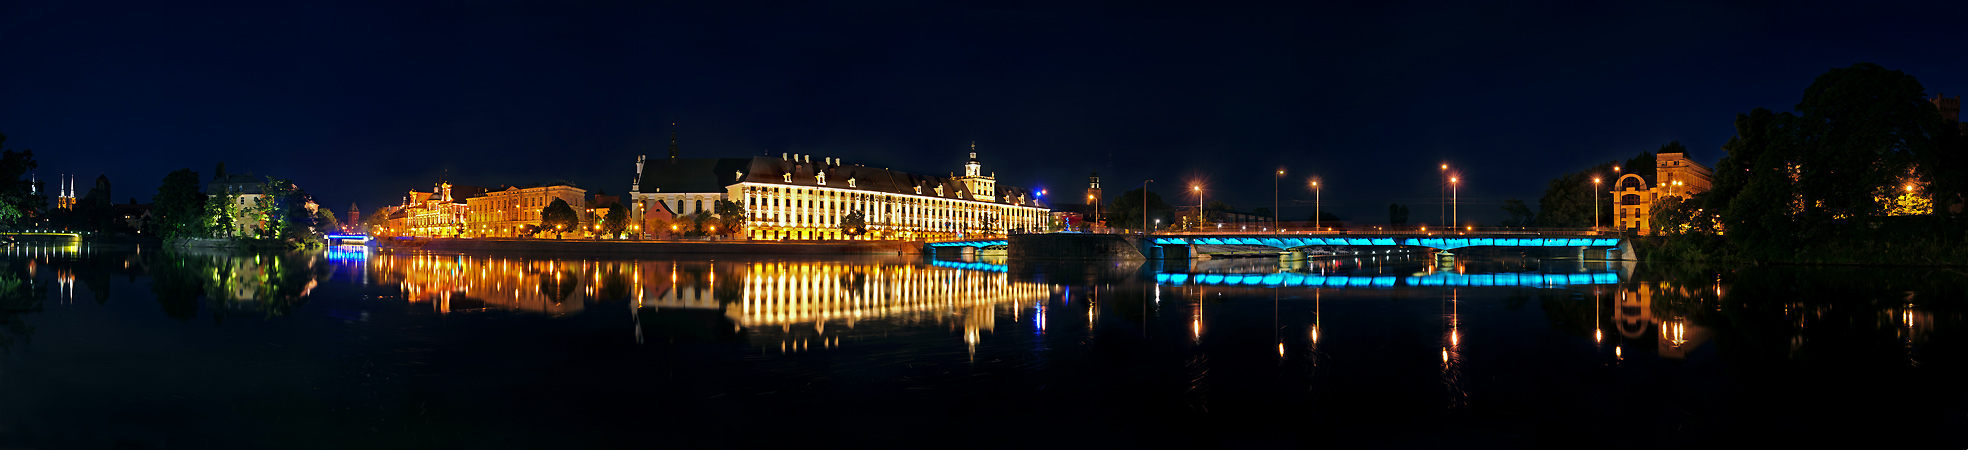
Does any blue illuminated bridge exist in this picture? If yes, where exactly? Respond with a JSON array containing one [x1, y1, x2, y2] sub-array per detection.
[[931, 234, 1625, 253], [1150, 235, 1623, 251], [1155, 271, 1620, 288], [926, 259, 1618, 289]]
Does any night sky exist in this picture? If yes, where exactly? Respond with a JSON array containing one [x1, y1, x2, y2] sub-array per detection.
[[3, 1, 1964, 225]]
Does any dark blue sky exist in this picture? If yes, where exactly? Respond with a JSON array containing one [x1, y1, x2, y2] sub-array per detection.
[[2, 1, 1963, 225]]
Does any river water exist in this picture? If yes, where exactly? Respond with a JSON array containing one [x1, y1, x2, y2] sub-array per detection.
[[0, 244, 1960, 448]]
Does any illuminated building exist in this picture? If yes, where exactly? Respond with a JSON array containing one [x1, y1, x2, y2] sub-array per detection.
[[628, 141, 1050, 240], [398, 182, 485, 237], [208, 171, 268, 236], [55, 174, 76, 210], [465, 184, 588, 237], [1610, 151, 1712, 234]]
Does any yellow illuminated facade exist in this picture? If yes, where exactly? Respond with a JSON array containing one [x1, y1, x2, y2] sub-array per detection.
[[466, 185, 589, 237], [1611, 151, 1713, 234], [629, 151, 1050, 241]]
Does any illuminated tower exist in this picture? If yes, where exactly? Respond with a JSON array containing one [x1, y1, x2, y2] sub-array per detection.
[[954, 142, 997, 202], [1086, 171, 1102, 206]]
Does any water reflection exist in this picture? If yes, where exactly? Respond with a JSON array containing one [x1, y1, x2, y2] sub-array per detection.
[[368, 251, 1050, 355]]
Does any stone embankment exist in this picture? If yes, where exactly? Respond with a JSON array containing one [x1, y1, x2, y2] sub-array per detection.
[[1006, 234, 1149, 260], [387, 238, 922, 256]]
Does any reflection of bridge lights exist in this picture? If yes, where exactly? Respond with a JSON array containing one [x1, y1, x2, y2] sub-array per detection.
[[1441, 347, 1448, 363], [1278, 342, 1284, 357], [1615, 346, 1622, 359]]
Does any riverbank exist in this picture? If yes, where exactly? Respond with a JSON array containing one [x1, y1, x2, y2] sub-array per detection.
[[1635, 232, 1968, 266], [383, 237, 923, 256]]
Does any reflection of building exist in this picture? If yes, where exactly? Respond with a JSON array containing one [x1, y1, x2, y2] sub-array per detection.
[[368, 253, 1045, 353], [1610, 151, 1713, 234], [371, 253, 592, 315], [627, 139, 1050, 240], [465, 184, 588, 237]]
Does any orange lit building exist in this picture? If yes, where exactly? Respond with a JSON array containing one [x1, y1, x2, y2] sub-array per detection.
[[465, 184, 588, 237], [1610, 151, 1712, 234]]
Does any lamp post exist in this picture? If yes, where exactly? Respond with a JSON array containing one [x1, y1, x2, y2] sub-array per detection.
[[1141, 180, 1155, 235], [1450, 176, 1459, 230], [1192, 185, 1203, 231], [1088, 194, 1098, 233], [1274, 170, 1283, 235], [1593, 177, 1602, 231], [1311, 179, 1321, 231], [1440, 164, 1448, 230]]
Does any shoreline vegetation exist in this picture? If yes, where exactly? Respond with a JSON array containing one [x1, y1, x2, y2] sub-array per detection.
[[1516, 63, 1967, 267]]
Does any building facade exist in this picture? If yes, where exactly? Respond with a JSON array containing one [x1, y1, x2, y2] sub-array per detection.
[[398, 182, 486, 237], [464, 184, 588, 237], [1611, 151, 1713, 234], [628, 149, 1050, 241]]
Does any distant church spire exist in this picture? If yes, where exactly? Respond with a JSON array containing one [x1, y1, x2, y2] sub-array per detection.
[[668, 123, 679, 160]]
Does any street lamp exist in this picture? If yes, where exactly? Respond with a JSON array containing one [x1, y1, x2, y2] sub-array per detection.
[[1440, 163, 1449, 229], [1593, 177, 1602, 231], [1192, 185, 1203, 231], [1311, 179, 1321, 231], [1141, 179, 1155, 235], [1450, 176, 1459, 230], [1274, 169, 1283, 235]]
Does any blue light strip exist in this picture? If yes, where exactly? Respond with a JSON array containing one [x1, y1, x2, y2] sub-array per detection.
[[1155, 271, 1620, 288]]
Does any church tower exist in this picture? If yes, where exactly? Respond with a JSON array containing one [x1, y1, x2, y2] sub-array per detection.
[[1086, 171, 1102, 206], [954, 142, 997, 202]]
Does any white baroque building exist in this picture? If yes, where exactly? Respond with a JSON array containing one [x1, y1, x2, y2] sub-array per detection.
[[628, 145, 1049, 241]]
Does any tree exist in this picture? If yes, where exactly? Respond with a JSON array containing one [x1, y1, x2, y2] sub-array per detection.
[[0, 133, 45, 228], [152, 169, 206, 239], [314, 207, 341, 234], [601, 204, 629, 238], [1534, 160, 1622, 228], [712, 199, 746, 237], [540, 198, 578, 239], [204, 192, 239, 238], [363, 206, 391, 235], [840, 210, 868, 237], [1103, 187, 1173, 232], [1251, 207, 1273, 220], [1649, 196, 1695, 236], [258, 177, 319, 244], [1498, 199, 1535, 227], [1388, 203, 1409, 226]]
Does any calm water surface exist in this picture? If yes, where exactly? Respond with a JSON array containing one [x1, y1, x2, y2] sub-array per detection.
[[0, 244, 1961, 448]]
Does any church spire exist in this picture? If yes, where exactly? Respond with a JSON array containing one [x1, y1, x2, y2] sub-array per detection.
[[668, 123, 679, 160]]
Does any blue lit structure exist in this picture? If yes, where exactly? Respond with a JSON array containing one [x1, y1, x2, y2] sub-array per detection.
[[929, 259, 1009, 272], [1153, 235, 1620, 251], [1155, 270, 1618, 288], [927, 239, 1009, 248], [325, 246, 369, 262]]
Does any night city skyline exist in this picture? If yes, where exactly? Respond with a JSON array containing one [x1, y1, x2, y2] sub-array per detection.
[[4, 1, 1966, 225]]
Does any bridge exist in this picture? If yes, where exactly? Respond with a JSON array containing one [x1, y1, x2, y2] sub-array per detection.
[[922, 258, 1619, 289], [934, 232, 1631, 260], [1157, 270, 1620, 288]]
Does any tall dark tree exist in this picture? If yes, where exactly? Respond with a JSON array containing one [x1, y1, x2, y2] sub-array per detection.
[[1388, 203, 1409, 226], [712, 199, 746, 237], [259, 177, 319, 243], [1707, 108, 1781, 220], [540, 198, 579, 238], [152, 169, 206, 239], [1789, 63, 1945, 226], [1103, 187, 1173, 232], [1535, 162, 1617, 227], [0, 133, 45, 227], [601, 204, 629, 238], [1498, 199, 1535, 227]]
